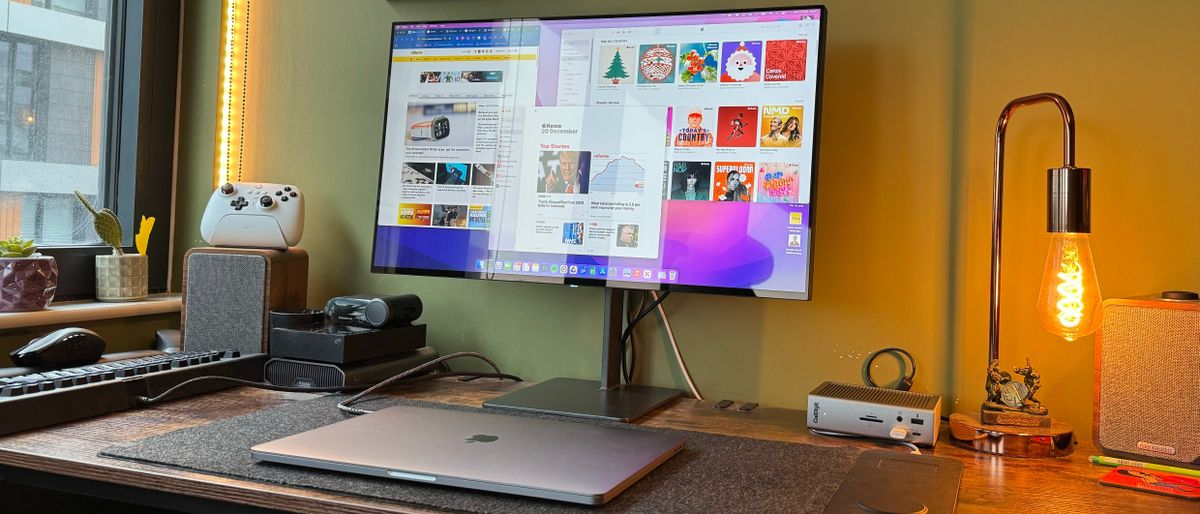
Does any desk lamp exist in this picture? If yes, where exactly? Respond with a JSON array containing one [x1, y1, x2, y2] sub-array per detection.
[[949, 93, 1099, 458]]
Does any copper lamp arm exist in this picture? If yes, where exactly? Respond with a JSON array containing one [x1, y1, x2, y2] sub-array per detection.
[[989, 93, 1080, 363]]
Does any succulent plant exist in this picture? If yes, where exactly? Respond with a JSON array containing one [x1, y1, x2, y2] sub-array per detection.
[[0, 235, 38, 258], [74, 191, 125, 255]]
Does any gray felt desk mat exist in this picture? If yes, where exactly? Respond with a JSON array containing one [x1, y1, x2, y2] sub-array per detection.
[[100, 395, 861, 513]]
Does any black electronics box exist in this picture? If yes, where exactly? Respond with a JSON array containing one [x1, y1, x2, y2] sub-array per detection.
[[269, 323, 426, 364], [265, 347, 439, 388]]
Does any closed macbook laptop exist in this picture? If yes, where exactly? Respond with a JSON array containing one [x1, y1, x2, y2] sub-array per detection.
[[250, 405, 684, 505]]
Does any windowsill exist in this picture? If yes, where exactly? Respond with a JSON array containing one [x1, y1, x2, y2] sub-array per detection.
[[0, 293, 181, 330]]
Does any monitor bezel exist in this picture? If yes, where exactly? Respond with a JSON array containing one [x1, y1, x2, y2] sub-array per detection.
[[370, 5, 827, 301]]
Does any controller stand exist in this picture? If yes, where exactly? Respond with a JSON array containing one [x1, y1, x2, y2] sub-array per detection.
[[483, 288, 682, 422]]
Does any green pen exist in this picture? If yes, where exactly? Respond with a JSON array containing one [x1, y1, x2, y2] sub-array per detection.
[[1090, 455, 1200, 478]]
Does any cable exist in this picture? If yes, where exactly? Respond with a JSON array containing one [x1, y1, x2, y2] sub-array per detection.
[[620, 290, 670, 384], [808, 428, 922, 455], [652, 290, 702, 400], [135, 370, 520, 406], [338, 352, 518, 416], [622, 291, 646, 384], [138, 377, 367, 405], [136, 352, 520, 407], [864, 347, 916, 391], [628, 291, 647, 383]]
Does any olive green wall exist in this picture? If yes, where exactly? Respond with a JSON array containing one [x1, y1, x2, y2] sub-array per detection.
[[173, 0, 1200, 440]]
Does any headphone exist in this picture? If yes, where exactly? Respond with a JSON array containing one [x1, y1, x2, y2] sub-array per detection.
[[864, 347, 916, 391]]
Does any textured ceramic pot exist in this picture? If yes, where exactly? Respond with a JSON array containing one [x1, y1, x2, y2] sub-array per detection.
[[96, 253, 147, 302], [0, 255, 59, 312]]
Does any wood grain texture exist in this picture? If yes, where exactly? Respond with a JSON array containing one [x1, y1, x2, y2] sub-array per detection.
[[0, 294, 181, 330], [0, 379, 1188, 513]]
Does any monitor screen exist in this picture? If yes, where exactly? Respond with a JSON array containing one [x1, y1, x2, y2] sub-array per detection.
[[371, 7, 826, 299]]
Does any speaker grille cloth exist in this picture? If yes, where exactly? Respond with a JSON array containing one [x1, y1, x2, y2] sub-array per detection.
[[1099, 304, 1200, 463], [265, 359, 344, 387], [184, 253, 267, 354]]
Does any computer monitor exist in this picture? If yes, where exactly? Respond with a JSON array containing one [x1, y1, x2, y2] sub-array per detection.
[[372, 6, 827, 420]]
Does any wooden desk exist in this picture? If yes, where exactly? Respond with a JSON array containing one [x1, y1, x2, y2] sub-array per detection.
[[0, 378, 1186, 513]]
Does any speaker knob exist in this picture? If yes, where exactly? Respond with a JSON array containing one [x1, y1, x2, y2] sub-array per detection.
[[1161, 290, 1200, 301]]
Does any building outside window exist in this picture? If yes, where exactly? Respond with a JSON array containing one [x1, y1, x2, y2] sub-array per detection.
[[0, 0, 110, 246]]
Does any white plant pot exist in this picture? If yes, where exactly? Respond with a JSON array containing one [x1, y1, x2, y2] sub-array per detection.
[[96, 253, 148, 302]]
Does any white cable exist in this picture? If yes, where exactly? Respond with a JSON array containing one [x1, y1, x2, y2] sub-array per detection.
[[651, 291, 703, 400], [808, 428, 922, 455]]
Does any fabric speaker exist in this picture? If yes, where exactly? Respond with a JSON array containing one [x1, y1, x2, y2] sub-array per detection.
[[1095, 292, 1200, 469], [182, 247, 308, 355]]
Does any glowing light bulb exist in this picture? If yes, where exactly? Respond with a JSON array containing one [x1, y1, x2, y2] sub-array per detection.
[[1036, 233, 1102, 341]]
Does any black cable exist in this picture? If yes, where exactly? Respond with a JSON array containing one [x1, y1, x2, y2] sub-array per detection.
[[622, 291, 646, 384], [623, 291, 647, 384], [135, 370, 521, 406], [137, 352, 520, 406], [622, 290, 669, 384], [864, 347, 917, 391], [338, 352, 518, 416]]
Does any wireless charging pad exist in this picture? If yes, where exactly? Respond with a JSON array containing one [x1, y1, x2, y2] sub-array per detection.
[[823, 450, 962, 513]]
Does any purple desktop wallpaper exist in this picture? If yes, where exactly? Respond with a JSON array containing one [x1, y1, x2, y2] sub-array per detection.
[[373, 201, 811, 294]]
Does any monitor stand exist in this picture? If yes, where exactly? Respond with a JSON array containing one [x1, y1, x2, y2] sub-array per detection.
[[483, 288, 683, 422]]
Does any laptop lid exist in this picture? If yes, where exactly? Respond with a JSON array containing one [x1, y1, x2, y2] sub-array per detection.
[[250, 405, 684, 505]]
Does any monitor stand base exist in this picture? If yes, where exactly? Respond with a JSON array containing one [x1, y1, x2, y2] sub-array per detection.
[[483, 288, 683, 423], [484, 377, 682, 422]]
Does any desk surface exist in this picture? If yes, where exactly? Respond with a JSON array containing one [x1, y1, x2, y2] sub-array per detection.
[[0, 378, 1187, 513]]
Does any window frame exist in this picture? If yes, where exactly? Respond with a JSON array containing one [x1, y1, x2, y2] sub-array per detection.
[[38, 0, 180, 300]]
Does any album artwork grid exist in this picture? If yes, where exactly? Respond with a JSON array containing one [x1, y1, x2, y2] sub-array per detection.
[[598, 40, 807, 86]]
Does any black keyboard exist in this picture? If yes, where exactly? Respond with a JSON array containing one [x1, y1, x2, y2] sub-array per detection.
[[0, 350, 266, 436]]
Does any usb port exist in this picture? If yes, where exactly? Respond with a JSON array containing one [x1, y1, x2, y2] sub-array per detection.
[[911, 418, 925, 425], [858, 417, 884, 423]]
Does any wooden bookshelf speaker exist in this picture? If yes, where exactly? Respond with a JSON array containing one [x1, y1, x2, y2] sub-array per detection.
[[182, 247, 308, 355]]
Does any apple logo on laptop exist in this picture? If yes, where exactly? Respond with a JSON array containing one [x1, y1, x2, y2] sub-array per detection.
[[466, 434, 499, 443]]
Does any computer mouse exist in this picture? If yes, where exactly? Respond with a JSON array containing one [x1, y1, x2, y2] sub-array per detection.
[[10, 327, 106, 367]]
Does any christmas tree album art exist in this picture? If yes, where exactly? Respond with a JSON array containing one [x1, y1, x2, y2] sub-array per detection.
[[638, 44, 677, 84], [598, 45, 636, 85]]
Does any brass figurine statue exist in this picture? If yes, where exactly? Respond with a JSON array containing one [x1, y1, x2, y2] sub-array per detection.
[[981, 357, 1051, 427]]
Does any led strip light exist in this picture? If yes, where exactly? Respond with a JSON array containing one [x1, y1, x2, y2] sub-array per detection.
[[215, 0, 250, 186]]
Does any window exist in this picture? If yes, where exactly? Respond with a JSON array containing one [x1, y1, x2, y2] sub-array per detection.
[[0, 0, 179, 299], [0, 28, 102, 247]]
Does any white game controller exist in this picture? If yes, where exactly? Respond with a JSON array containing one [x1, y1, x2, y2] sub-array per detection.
[[200, 182, 304, 249]]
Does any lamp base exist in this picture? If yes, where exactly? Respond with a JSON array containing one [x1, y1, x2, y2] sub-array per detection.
[[980, 407, 1052, 427], [948, 412, 1075, 458]]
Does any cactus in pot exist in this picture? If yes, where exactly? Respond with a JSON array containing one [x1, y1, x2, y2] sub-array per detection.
[[74, 191, 147, 301], [74, 191, 124, 255], [0, 235, 59, 312]]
